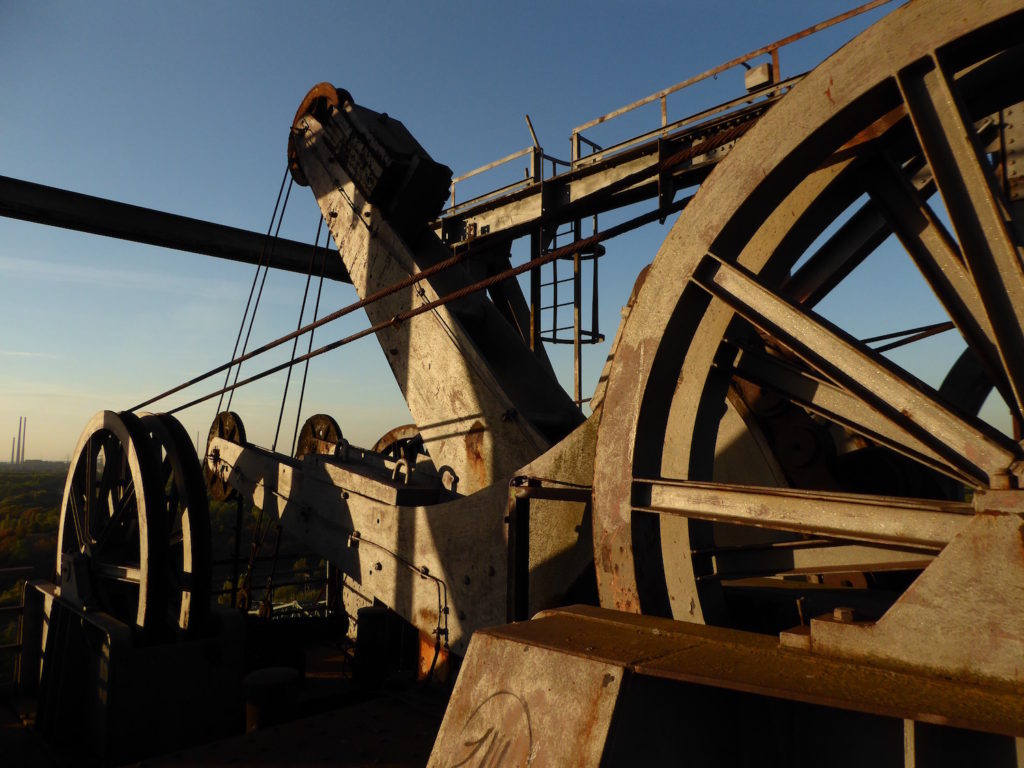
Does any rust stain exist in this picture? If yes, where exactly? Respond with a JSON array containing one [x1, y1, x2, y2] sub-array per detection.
[[465, 420, 488, 489], [837, 104, 908, 152]]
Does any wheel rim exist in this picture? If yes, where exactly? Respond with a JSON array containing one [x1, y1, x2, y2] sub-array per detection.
[[371, 422, 427, 461], [141, 412, 212, 634], [57, 410, 168, 631], [295, 413, 343, 458], [593, 0, 1024, 629]]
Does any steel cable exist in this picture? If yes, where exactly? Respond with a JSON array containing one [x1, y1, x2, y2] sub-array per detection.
[[291, 232, 328, 456], [164, 193, 690, 416], [227, 178, 294, 412], [132, 116, 743, 414], [272, 216, 324, 453], [215, 168, 290, 416]]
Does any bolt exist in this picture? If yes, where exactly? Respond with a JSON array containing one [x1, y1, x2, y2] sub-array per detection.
[[374, 562, 382, 571], [833, 606, 855, 623]]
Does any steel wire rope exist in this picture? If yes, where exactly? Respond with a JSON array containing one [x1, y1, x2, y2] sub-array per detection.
[[216, 167, 290, 416], [272, 217, 325, 453], [164, 195, 690, 416], [135, 118, 748, 414], [291, 234, 328, 456], [226, 178, 294, 412]]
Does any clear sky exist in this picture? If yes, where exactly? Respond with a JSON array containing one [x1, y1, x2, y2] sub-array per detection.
[[0, 1, 913, 461]]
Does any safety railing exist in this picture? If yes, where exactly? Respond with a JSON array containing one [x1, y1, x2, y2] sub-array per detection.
[[570, 0, 895, 164], [439, 0, 894, 215]]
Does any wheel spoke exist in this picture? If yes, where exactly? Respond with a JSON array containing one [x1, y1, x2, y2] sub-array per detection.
[[730, 345, 976, 485], [95, 434, 121, 519], [84, 437, 96, 537], [863, 155, 1013, 403], [93, 560, 142, 584], [898, 55, 1024, 418], [695, 254, 1020, 485], [92, 479, 135, 557], [697, 540, 934, 582], [635, 478, 971, 548], [67, 488, 87, 553]]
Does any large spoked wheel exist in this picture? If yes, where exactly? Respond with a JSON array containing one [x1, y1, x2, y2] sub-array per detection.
[[593, 0, 1024, 631], [57, 410, 168, 633], [140, 413, 212, 635]]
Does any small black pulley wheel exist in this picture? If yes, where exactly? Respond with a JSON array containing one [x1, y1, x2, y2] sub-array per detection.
[[205, 411, 247, 501]]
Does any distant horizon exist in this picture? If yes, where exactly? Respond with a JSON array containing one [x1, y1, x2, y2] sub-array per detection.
[[0, 2, 931, 461]]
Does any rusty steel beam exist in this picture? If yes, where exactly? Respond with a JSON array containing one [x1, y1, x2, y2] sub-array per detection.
[[0, 174, 350, 282], [636, 478, 971, 549]]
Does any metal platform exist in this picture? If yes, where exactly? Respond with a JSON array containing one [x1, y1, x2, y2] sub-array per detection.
[[430, 606, 1024, 767]]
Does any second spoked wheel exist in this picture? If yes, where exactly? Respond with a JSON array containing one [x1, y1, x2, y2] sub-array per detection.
[[57, 410, 212, 637], [140, 412, 212, 635], [593, 0, 1024, 630]]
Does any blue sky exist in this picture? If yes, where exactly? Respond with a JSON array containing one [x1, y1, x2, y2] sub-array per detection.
[[0, 1, 907, 460]]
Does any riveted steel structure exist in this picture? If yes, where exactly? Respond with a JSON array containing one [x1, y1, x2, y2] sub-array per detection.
[[17, 1, 1024, 763]]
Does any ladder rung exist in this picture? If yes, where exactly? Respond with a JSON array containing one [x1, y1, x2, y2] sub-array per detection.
[[540, 301, 575, 310], [540, 277, 576, 288]]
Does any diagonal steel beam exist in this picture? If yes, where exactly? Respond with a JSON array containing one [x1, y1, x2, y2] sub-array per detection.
[[0, 174, 350, 283]]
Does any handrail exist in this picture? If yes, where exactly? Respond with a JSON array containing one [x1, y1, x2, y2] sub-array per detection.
[[445, 146, 570, 217], [437, 1, 896, 224], [570, 0, 895, 162]]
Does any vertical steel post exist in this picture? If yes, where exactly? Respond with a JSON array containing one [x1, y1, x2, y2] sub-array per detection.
[[573, 220, 582, 404], [529, 149, 543, 353], [592, 213, 600, 353]]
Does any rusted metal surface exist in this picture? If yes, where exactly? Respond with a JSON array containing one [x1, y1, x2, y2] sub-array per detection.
[[207, 434, 510, 655], [434, 605, 1023, 767], [805, 510, 1024, 684], [592, 0, 1024, 660], [25, 2, 1024, 763], [501, 606, 1024, 736], [429, 627, 623, 767], [291, 88, 582, 495], [0, 174, 348, 281], [637, 478, 970, 548]]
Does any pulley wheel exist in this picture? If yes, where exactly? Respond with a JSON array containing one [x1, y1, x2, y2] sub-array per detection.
[[56, 410, 168, 633], [205, 411, 247, 501], [140, 413, 212, 635], [295, 413, 343, 459]]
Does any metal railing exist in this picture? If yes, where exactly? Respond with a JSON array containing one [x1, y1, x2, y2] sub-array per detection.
[[570, 0, 895, 163], [440, 0, 895, 215]]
